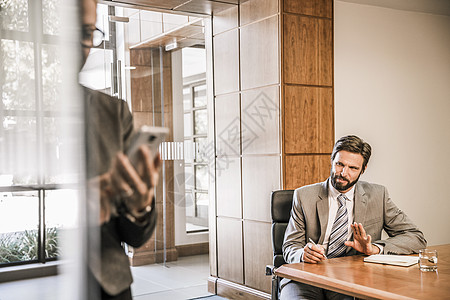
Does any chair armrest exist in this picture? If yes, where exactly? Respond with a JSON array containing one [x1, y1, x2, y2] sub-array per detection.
[[266, 264, 275, 276]]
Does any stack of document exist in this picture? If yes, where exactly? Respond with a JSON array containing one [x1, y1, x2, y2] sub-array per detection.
[[363, 255, 419, 267]]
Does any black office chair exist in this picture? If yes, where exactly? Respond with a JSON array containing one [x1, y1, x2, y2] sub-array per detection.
[[266, 190, 294, 300]]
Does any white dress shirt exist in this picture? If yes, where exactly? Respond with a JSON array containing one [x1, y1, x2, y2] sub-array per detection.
[[322, 181, 355, 252]]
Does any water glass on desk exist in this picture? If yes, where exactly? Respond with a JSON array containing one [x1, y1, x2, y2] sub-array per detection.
[[419, 249, 438, 271]]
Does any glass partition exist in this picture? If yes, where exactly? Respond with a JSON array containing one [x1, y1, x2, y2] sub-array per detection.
[[0, 0, 82, 269], [1, 0, 216, 298], [80, 4, 212, 265]]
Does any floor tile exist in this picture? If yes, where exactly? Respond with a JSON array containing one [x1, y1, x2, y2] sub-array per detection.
[[0, 254, 211, 300], [174, 283, 213, 299], [133, 289, 187, 300], [131, 275, 170, 296]]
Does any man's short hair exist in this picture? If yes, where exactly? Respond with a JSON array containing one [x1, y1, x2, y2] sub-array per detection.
[[331, 135, 372, 171]]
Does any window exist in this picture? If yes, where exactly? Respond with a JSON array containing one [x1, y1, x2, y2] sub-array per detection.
[[183, 73, 208, 232], [0, 0, 79, 266]]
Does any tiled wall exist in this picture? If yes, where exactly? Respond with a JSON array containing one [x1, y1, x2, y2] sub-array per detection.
[[210, 0, 334, 296], [212, 0, 281, 293]]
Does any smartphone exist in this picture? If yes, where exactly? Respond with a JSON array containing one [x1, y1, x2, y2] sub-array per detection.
[[126, 126, 169, 168]]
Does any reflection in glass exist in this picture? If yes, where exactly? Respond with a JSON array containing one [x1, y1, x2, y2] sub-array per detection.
[[45, 189, 78, 259], [194, 109, 207, 135], [193, 84, 206, 107], [96, 5, 110, 42], [186, 192, 208, 231], [185, 191, 195, 219], [79, 48, 114, 91], [0, 191, 39, 264], [184, 166, 194, 190], [180, 48, 209, 234], [195, 192, 208, 221], [0, 0, 29, 32], [184, 112, 192, 137], [195, 164, 208, 191], [42, 0, 61, 35], [0, 116, 38, 186], [194, 137, 208, 163], [44, 117, 78, 184], [0, 40, 35, 110], [183, 87, 191, 111], [42, 44, 62, 110]]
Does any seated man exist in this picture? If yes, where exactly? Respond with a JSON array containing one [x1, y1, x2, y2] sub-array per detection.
[[281, 135, 426, 300]]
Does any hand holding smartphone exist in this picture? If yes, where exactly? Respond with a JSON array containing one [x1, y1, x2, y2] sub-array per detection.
[[126, 126, 169, 168]]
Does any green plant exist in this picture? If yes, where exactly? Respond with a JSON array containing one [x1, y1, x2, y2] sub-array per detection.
[[0, 227, 60, 264]]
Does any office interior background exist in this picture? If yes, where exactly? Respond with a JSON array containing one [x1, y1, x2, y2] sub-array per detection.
[[0, 0, 449, 299]]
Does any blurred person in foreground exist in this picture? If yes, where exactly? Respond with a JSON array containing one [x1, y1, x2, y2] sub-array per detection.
[[80, 0, 160, 299], [281, 135, 426, 300]]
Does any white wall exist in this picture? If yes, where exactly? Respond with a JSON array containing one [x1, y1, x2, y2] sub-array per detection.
[[335, 1, 450, 245]]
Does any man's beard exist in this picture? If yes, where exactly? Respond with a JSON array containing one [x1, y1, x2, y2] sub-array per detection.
[[330, 171, 361, 192]]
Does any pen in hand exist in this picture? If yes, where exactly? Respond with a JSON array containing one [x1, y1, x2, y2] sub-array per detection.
[[309, 238, 327, 259]]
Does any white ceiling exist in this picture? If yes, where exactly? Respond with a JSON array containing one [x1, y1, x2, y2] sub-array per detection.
[[337, 0, 450, 16]]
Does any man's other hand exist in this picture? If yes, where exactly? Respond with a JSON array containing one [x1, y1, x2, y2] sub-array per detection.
[[303, 242, 327, 263]]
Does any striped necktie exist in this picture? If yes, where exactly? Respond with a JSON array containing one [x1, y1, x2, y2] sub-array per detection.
[[327, 194, 349, 258]]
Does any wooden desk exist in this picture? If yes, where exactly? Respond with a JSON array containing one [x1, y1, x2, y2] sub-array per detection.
[[274, 244, 450, 300]]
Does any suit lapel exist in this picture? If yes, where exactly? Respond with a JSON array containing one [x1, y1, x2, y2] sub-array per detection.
[[353, 182, 367, 225], [346, 182, 367, 255], [317, 180, 329, 244]]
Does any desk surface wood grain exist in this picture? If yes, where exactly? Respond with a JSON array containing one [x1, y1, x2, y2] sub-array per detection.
[[274, 244, 450, 300]]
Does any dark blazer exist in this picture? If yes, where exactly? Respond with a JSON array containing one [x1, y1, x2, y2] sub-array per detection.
[[85, 88, 157, 297], [283, 178, 426, 264]]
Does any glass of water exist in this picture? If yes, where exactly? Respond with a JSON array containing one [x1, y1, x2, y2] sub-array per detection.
[[419, 249, 438, 271]]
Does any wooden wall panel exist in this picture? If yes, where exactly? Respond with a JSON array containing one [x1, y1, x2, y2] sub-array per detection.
[[130, 48, 152, 66], [240, 0, 278, 26], [242, 155, 280, 222], [216, 279, 270, 300], [284, 0, 332, 18], [240, 15, 279, 90], [284, 154, 330, 189], [283, 14, 332, 86], [133, 112, 155, 128], [213, 29, 240, 95], [243, 220, 272, 293], [213, 6, 238, 35], [284, 85, 333, 153], [217, 217, 244, 283], [130, 66, 153, 112]]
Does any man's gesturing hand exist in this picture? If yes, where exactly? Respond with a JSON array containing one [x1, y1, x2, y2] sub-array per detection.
[[344, 223, 380, 255]]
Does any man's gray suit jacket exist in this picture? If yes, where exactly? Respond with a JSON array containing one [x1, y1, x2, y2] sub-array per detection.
[[283, 178, 426, 265], [86, 88, 157, 297]]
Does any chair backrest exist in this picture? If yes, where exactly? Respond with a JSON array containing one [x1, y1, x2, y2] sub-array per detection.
[[271, 190, 294, 268]]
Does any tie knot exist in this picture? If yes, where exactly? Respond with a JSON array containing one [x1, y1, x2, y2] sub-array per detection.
[[337, 194, 347, 207]]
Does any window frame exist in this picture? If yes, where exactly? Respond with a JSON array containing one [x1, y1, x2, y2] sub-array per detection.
[[183, 76, 209, 233], [0, 0, 70, 267]]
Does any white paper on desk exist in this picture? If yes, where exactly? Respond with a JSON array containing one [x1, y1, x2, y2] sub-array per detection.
[[363, 255, 419, 267]]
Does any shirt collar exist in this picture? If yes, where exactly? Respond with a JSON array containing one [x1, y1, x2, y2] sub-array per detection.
[[328, 179, 355, 201]]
